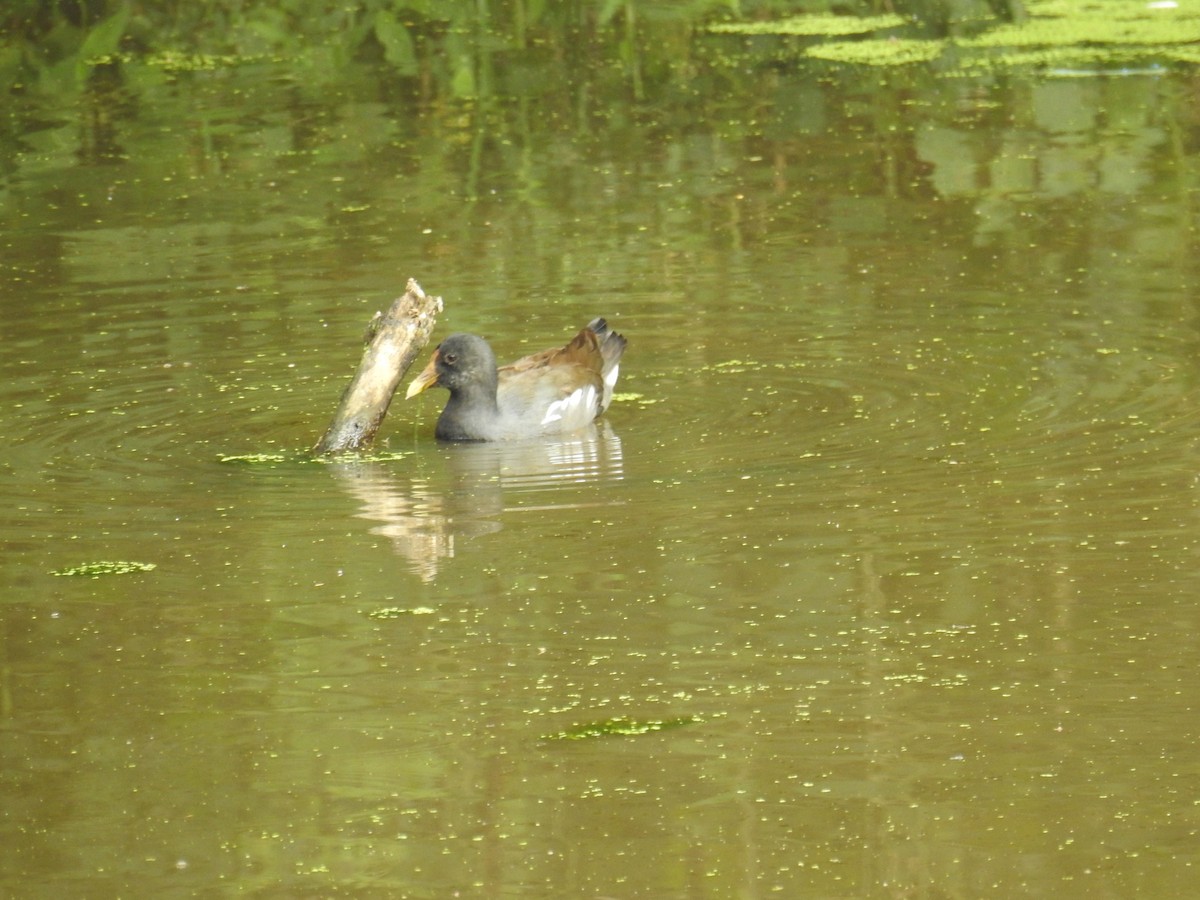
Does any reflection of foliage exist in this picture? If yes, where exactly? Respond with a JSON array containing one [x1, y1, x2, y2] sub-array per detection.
[[3, 0, 744, 99], [8, 0, 1200, 97], [4, 1, 466, 96]]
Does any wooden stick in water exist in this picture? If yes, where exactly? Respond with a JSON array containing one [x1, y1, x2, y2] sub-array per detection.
[[313, 278, 442, 454]]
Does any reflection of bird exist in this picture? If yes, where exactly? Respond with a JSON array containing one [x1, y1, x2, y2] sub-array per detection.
[[406, 318, 627, 441]]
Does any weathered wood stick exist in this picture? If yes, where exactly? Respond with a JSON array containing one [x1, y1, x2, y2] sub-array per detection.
[[312, 278, 442, 454]]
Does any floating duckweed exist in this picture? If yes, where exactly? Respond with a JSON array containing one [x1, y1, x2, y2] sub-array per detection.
[[220, 453, 291, 464], [367, 606, 437, 618], [709, 0, 1200, 69], [220, 450, 412, 464], [807, 39, 947, 66], [141, 50, 263, 72], [708, 14, 908, 37], [955, 45, 1154, 72], [611, 391, 660, 407], [960, 16, 1200, 48], [315, 450, 412, 463], [87, 50, 262, 72], [541, 716, 700, 742], [53, 561, 157, 577], [1168, 46, 1200, 64], [1031, 0, 1200, 22], [959, 0, 1200, 52]]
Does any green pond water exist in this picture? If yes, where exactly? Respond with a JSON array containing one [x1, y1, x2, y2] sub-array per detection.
[[2, 25, 1200, 899]]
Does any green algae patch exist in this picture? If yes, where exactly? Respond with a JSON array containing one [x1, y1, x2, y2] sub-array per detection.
[[541, 716, 700, 742], [53, 561, 157, 578], [808, 38, 947, 66], [708, 14, 907, 37]]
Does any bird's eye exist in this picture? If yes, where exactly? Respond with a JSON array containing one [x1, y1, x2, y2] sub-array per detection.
[[442, 352, 457, 365]]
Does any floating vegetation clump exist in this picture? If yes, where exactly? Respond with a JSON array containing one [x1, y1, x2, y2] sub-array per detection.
[[808, 38, 946, 67], [53, 561, 157, 578], [541, 716, 700, 742], [708, 14, 908, 37]]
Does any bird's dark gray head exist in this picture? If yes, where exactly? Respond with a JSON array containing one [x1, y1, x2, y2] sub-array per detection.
[[430, 333, 497, 396], [406, 332, 498, 402]]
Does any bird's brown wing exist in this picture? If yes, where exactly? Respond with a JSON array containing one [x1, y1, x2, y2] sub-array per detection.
[[495, 328, 606, 433], [498, 327, 604, 378]]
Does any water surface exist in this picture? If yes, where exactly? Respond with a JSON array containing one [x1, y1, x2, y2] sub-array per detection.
[[2, 41, 1199, 899]]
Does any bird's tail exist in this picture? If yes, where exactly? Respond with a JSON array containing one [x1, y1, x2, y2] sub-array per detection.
[[586, 318, 627, 412]]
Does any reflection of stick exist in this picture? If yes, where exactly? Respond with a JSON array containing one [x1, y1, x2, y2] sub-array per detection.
[[313, 278, 442, 454]]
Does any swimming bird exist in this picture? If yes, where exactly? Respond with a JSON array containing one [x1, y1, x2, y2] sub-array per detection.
[[405, 318, 626, 441]]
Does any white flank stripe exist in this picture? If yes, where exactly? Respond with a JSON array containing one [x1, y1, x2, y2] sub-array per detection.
[[542, 385, 597, 426]]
